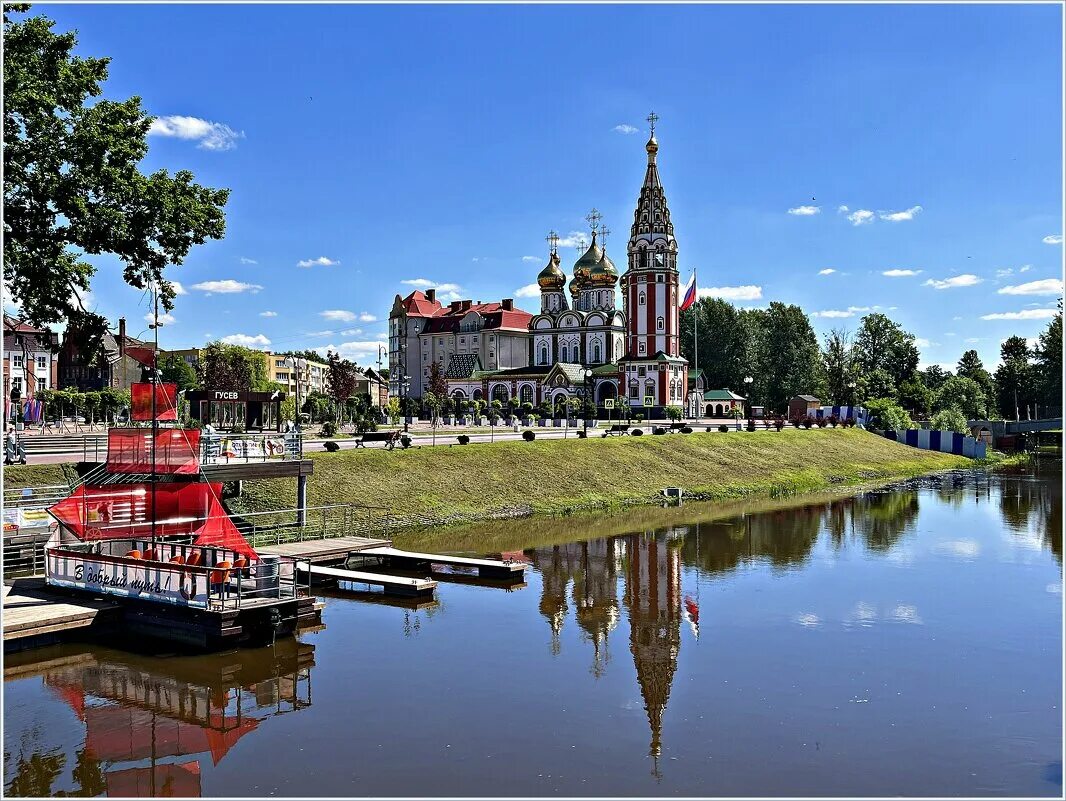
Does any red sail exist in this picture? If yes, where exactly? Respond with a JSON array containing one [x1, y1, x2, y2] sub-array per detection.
[[131, 382, 178, 421], [107, 428, 201, 474]]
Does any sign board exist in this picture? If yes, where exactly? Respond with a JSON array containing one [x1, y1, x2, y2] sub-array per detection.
[[220, 436, 287, 459], [644, 396, 655, 407], [47, 553, 209, 607], [3, 504, 51, 530], [603, 399, 615, 409]]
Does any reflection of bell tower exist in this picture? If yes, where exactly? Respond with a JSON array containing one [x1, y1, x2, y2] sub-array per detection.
[[624, 530, 682, 772], [572, 539, 620, 678]]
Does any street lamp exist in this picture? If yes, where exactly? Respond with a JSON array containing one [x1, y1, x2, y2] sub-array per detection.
[[283, 355, 304, 432], [743, 376, 753, 429], [401, 375, 411, 433], [581, 368, 593, 437]]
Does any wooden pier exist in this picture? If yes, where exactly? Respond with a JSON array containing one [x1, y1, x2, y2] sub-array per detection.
[[257, 535, 390, 563], [3, 578, 121, 652], [356, 546, 526, 581], [296, 561, 437, 599]]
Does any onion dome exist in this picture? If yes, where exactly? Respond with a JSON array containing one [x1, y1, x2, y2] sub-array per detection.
[[646, 133, 658, 159], [537, 251, 565, 289], [589, 248, 618, 285], [572, 231, 602, 285]]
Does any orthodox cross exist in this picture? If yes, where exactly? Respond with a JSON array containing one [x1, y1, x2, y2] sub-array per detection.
[[575, 236, 587, 252], [546, 229, 559, 254], [646, 111, 659, 134], [599, 226, 611, 248], [586, 208, 602, 234]]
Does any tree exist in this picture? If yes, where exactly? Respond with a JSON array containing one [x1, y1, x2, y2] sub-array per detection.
[[822, 328, 862, 405], [933, 376, 987, 419], [854, 313, 920, 388], [919, 364, 953, 393], [1034, 303, 1062, 410], [326, 350, 360, 424], [3, 6, 228, 357], [994, 336, 1035, 420], [865, 397, 914, 431], [427, 361, 448, 399], [930, 407, 968, 433], [158, 352, 198, 391], [956, 350, 996, 409], [898, 375, 933, 417], [198, 342, 269, 390], [680, 298, 752, 391], [864, 368, 897, 402], [750, 303, 825, 413]]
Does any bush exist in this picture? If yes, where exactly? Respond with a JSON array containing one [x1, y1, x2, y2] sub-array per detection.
[[323, 440, 340, 452], [774, 418, 785, 431], [746, 418, 756, 432], [522, 430, 535, 441], [828, 414, 840, 428], [802, 416, 814, 429], [576, 430, 587, 438], [321, 420, 338, 437], [718, 424, 729, 433], [706, 426, 714, 432], [665, 405, 683, 422], [631, 428, 644, 436], [681, 426, 693, 434], [817, 417, 828, 428], [457, 435, 470, 445], [930, 406, 969, 434]]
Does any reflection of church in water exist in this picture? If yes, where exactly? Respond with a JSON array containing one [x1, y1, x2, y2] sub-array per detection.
[[529, 528, 684, 764]]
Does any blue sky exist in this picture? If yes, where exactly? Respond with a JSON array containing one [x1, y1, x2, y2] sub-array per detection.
[[25, 2, 1064, 369]]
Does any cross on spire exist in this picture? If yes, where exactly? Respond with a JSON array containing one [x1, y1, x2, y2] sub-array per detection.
[[546, 229, 559, 254], [599, 226, 611, 247], [585, 208, 602, 234], [646, 111, 659, 134]]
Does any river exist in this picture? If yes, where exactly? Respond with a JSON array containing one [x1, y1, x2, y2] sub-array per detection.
[[4, 460, 1061, 797]]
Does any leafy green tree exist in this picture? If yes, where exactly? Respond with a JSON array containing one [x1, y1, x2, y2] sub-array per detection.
[[748, 303, 825, 412], [994, 335, 1035, 420], [955, 349, 996, 408], [919, 364, 953, 393], [3, 6, 228, 357], [158, 352, 198, 391], [822, 328, 862, 405], [1033, 303, 1062, 410], [930, 407, 968, 433], [679, 297, 752, 392], [198, 342, 269, 390], [933, 376, 987, 419], [665, 405, 683, 421], [854, 313, 920, 388], [865, 397, 913, 430], [898, 375, 933, 417], [864, 367, 897, 401], [325, 350, 360, 424]]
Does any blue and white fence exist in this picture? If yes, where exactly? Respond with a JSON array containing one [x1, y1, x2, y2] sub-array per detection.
[[883, 429, 986, 459], [815, 406, 869, 426]]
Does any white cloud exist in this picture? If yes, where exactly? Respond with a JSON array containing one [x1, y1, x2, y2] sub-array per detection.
[[848, 305, 875, 312], [699, 285, 762, 301], [998, 278, 1063, 296], [168, 281, 187, 296], [320, 309, 357, 322], [514, 283, 541, 298], [879, 205, 923, 222], [358, 312, 378, 322], [811, 309, 855, 318], [555, 231, 590, 249], [322, 340, 388, 361], [980, 308, 1058, 321], [259, 311, 278, 317], [818, 268, 837, 276], [914, 337, 934, 348], [190, 279, 263, 294], [847, 209, 875, 226], [923, 274, 983, 290], [1020, 265, 1032, 273], [1042, 234, 1063, 245], [613, 124, 638, 134], [965, 337, 981, 343], [402, 278, 435, 287], [837, 205, 849, 213], [148, 115, 243, 151], [239, 257, 258, 265], [144, 312, 176, 326], [995, 267, 1014, 278], [522, 256, 541, 263], [788, 205, 820, 216], [220, 333, 271, 348], [882, 269, 922, 277], [401, 279, 463, 293], [297, 256, 340, 268]]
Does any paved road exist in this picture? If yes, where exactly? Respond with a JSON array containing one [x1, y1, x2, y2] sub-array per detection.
[[20, 419, 754, 464]]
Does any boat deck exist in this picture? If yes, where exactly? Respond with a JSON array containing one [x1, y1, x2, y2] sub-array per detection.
[[2, 578, 120, 649], [258, 535, 391, 563]]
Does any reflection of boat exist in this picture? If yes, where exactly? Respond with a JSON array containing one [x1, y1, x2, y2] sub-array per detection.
[[27, 640, 314, 797]]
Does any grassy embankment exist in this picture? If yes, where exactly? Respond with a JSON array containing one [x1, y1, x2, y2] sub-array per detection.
[[226, 428, 978, 531]]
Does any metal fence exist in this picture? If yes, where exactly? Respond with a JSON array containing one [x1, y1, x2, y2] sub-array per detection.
[[200, 432, 303, 463], [238, 503, 394, 547]]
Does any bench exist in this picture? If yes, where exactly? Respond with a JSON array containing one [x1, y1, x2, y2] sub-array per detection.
[[603, 424, 630, 437], [354, 431, 400, 449]]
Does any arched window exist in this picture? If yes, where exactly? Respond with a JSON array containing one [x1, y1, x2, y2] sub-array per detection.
[[520, 384, 534, 405], [492, 384, 509, 404], [561, 344, 568, 362], [639, 292, 646, 306], [657, 316, 665, 331], [540, 345, 548, 365], [593, 343, 601, 363]]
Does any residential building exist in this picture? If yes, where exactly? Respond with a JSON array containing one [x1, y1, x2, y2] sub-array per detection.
[[3, 315, 59, 409], [355, 367, 389, 408], [164, 347, 202, 374], [57, 317, 148, 392], [268, 353, 329, 400]]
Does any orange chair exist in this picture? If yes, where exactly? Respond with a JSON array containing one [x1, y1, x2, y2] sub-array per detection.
[[186, 551, 203, 567], [169, 554, 186, 565], [232, 557, 248, 571], [210, 561, 232, 585], [125, 550, 143, 560], [143, 548, 158, 562]]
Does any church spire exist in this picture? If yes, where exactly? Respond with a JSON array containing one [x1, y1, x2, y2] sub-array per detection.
[[629, 112, 676, 247]]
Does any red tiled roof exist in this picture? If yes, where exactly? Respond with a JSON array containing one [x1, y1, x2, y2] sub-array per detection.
[[420, 303, 532, 334], [401, 291, 444, 318]]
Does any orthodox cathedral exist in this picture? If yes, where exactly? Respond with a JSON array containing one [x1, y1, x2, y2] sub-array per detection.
[[389, 116, 689, 418]]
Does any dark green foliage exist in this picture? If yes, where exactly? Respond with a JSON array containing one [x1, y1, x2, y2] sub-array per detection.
[[159, 352, 198, 391], [198, 342, 269, 390]]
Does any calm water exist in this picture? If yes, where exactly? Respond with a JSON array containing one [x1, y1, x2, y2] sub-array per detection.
[[4, 462, 1062, 797]]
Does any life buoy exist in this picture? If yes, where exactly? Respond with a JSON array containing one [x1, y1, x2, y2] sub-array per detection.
[[179, 569, 196, 601]]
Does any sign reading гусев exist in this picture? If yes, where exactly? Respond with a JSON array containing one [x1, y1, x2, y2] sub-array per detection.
[[48, 554, 209, 606]]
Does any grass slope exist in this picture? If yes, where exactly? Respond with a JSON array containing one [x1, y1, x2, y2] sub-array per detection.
[[231, 429, 971, 530]]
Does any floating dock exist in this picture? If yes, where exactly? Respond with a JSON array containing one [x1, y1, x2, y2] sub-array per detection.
[[3, 578, 121, 651], [356, 546, 526, 581], [296, 561, 437, 599]]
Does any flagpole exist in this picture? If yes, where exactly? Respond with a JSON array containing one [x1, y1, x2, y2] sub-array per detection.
[[692, 269, 698, 420]]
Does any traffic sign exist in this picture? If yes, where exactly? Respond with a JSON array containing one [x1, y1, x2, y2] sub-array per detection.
[[604, 399, 615, 409], [644, 395, 654, 407]]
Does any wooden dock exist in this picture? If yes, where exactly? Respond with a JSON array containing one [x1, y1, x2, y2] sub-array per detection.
[[3, 578, 121, 651], [258, 535, 390, 563], [296, 561, 437, 599], [357, 546, 526, 580]]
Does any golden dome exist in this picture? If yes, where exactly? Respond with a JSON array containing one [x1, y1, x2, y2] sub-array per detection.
[[537, 251, 565, 289], [646, 134, 658, 158], [572, 232, 602, 283], [589, 249, 618, 285]]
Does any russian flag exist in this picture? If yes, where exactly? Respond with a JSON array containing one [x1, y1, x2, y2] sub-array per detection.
[[680, 271, 697, 311]]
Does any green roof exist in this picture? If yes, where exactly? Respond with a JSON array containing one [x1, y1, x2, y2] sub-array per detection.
[[704, 388, 745, 401], [591, 363, 619, 376]]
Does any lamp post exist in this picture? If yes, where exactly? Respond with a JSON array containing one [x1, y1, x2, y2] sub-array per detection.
[[581, 368, 593, 437], [284, 355, 304, 432], [743, 375, 753, 429], [401, 375, 411, 433]]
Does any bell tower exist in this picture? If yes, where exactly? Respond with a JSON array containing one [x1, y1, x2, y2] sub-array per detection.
[[618, 113, 688, 417]]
